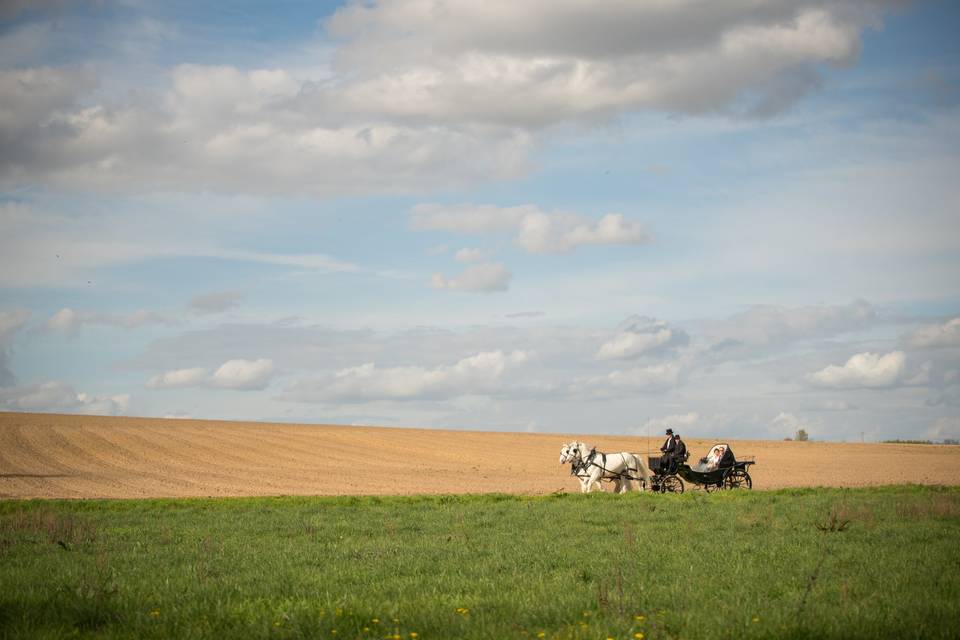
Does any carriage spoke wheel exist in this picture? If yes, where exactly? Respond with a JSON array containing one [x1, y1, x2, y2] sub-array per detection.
[[723, 469, 752, 490], [662, 475, 684, 494]]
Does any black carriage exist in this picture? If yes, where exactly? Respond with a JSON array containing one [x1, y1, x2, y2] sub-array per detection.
[[676, 443, 754, 491], [646, 455, 685, 494]]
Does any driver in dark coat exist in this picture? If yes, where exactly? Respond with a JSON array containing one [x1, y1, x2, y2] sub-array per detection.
[[659, 428, 675, 474], [672, 434, 687, 472]]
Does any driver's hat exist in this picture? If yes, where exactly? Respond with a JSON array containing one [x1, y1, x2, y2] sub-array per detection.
[[665, 428, 673, 435]]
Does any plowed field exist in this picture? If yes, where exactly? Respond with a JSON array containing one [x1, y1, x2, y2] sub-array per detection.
[[2, 411, 959, 498]]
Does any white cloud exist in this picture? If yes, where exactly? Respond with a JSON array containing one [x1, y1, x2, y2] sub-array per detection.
[[188, 291, 245, 314], [597, 316, 689, 360], [146, 359, 274, 391], [431, 262, 511, 292], [807, 350, 906, 389], [577, 360, 685, 396], [0, 64, 531, 195], [412, 203, 649, 254], [147, 367, 209, 390], [903, 317, 960, 349], [211, 358, 275, 390], [326, 0, 887, 123], [706, 300, 876, 349], [0, 380, 130, 416], [43, 307, 172, 335], [517, 212, 649, 254], [285, 350, 530, 402], [45, 308, 81, 335], [0, 3, 896, 195], [454, 247, 486, 263]]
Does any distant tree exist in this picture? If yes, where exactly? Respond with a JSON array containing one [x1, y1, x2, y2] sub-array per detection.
[[795, 429, 809, 442]]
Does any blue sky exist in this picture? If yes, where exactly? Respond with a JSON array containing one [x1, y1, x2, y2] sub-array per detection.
[[1, 0, 958, 441]]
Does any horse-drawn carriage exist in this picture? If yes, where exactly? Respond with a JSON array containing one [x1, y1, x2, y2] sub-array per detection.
[[562, 440, 754, 493], [674, 443, 754, 491]]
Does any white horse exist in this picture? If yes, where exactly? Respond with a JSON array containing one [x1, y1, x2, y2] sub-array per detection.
[[566, 441, 649, 493], [560, 442, 607, 492]]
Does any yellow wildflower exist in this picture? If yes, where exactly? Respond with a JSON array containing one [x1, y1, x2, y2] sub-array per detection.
[[149, 609, 160, 618]]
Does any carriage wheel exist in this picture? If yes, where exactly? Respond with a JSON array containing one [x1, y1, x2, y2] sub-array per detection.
[[703, 481, 720, 493], [662, 475, 684, 494], [723, 469, 752, 490]]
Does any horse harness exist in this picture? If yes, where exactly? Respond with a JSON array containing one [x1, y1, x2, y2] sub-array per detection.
[[577, 448, 641, 482]]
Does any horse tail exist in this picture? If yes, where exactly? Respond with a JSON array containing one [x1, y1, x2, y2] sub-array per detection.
[[629, 452, 650, 489]]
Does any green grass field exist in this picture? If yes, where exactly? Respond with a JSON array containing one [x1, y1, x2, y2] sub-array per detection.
[[2, 485, 959, 639]]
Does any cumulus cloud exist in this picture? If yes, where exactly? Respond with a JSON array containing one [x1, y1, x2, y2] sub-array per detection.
[[326, 0, 888, 123], [43, 307, 172, 335], [0, 309, 30, 386], [284, 350, 530, 402], [597, 316, 689, 360], [146, 359, 274, 391], [412, 203, 649, 254], [705, 300, 876, 351], [431, 262, 511, 292], [903, 317, 960, 349], [0, 64, 530, 194], [0, 380, 130, 416], [807, 350, 906, 389], [188, 291, 244, 314], [1, 2, 894, 194], [147, 367, 209, 390], [211, 358, 275, 390]]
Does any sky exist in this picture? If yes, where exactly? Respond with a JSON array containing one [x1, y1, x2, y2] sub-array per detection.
[[1, 0, 959, 442]]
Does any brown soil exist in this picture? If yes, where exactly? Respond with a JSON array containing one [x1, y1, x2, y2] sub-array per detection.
[[2, 412, 959, 499]]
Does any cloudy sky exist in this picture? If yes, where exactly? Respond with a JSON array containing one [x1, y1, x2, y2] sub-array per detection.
[[2, 0, 959, 441]]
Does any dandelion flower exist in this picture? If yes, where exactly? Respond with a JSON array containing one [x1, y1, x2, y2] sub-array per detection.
[[635, 633, 645, 639], [752, 616, 760, 623], [410, 634, 418, 638], [149, 609, 160, 618]]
